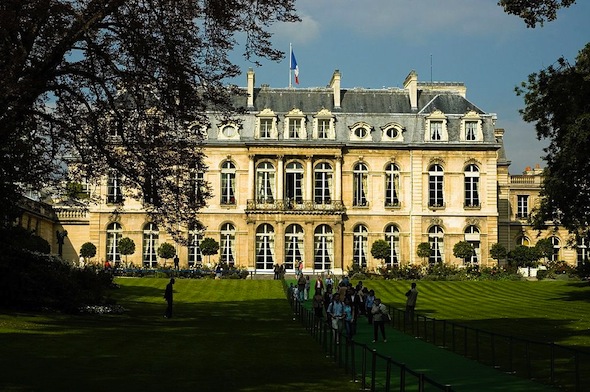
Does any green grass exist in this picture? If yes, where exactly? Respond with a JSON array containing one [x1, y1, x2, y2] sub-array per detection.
[[356, 280, 590, 348], [0, 278, 360, 392]]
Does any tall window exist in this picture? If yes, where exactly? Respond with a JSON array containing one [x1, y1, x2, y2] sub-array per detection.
[[517, 195, 529, 218], [188, 225, 203, 267], [220, 223, 235, 266], [429, 164, 444, 207], [143, 222, 159, 267], [429, 225, 444, 264], [285, 162, 304, 205], [314, 162, 333, 204], [353, 225, 368, 268], [318, 119, 330, 139], [385, 163, 400, 207], [256, 224, 275, 270], [430, 121, 443, 140], [385, 225, 400, 266], [221, 161, 236, 205], [465, 121, 478, 141], [107, 171, 123, 203], [256, 162, 275, 203], [143, 173, 160, 205], [106, 222, 122, 264], [464, 225, 480, 264], [464, 164, 480, 207], [314, 224, 333, 270], [285, 224, 304, 271], [550, 236, 561, 262], [577, 237, 589, 266], [288, 118, 302, 139], [259, 118, 273, 138], [353, 163, 368, 207]]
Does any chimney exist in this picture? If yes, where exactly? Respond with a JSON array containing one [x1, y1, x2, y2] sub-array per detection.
[[329, 70, 341, 109], [403, 70, 418, 111], [247, 68, 255, 109]]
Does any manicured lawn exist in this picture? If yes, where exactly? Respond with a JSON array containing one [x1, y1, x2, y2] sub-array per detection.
[[0, 278, 360, 392], [355, 280, 590, 348]]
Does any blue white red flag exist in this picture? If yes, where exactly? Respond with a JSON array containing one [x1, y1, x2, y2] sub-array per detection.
[[290, 50, 299, 85]]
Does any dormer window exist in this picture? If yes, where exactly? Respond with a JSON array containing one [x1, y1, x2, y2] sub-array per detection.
[[284, 109, 307, 140], [218, 122, 240, 140], [313, 109, 335, 140], [460, 111, 483, 142], [256, 109, 278, 139], [381, 123, 404, 142], [425, 110, 448, 142], [350, 122, 371, 141]]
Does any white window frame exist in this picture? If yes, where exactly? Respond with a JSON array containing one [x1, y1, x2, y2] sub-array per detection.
[[464, 164, 480, 207], [143, 222, 159, 268], [385, 162, 400, 207], [425, 110, 448, 142], [284, 109, 307, 140], [313, 109, 335, 140], [314, 224, 334, 271], [460, 111, 483, 142], [429, 164, 444, 208]]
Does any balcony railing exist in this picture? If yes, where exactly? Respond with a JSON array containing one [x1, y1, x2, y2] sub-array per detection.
[[246, 198, 345, 214]]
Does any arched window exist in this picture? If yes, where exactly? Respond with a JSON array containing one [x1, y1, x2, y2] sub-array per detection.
[[107, 171, 123, 203], [353, 225, 368, 267], [385, 163, 400, 207], [256, 224, 275, 270], [188, 224, 203, 267], [285, 161, 304, 205], [220, 223, 236, 266], [577, 237, 589, 266], [353, 163, 368, 207], [429, 225, 444, 264], [143, 223, 159, 267], [429, 164, 444, 207], [464, 225, 480, 264], [314, 224, 333, 270], [385, 225, 400, 266], [106, 222, 122, 264], [550, 236, 561, 262], [314, 162, 333, 204], [285, 224, 304, 271], [220, 161, 236, 205], [516, 236, 530, 246], [464, 164, 480, 207], [256, 162, 275, 203]]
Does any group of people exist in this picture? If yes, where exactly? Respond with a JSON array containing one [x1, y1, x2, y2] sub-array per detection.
[[291, 274, 419, 345]]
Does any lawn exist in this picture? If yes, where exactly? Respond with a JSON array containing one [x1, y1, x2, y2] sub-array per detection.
[[0, 278, 360, 392], [353, 279, 590, 348], [2, 278, 590, 392]]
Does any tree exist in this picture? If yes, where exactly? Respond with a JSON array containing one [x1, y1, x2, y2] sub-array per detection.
[[118, 237, 135, 267], [490, 243, 508, 266], [200, 237, 219, 265], [535, 238, 554, 263], [517, 43, 590, 236], [417, 242, 431, 263], [79, 242, 97, 263], [158, 242, 176, 267], [498, 0, 576, 28], [0, 1, 298, 236], [508, 245, 541, 268], [371, 239, 391, 266], [453, 241, 474, 263]]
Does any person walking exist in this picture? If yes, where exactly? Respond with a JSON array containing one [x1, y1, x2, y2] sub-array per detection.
[[343, 297, 356, 343], [304, 275, 311, 300], [405, 282, 419, 323], [365, 289, 375, 324], [297, 273, 306, 302], [371, 298, 387, 343], [327, 293, 345, 344], [164, 278, 175, 318]]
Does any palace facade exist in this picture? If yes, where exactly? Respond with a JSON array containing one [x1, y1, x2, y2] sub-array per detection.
[[27, 69, 579, 273]]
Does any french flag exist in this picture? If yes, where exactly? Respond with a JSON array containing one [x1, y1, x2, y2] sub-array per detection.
[[290, 49, 299, 85]]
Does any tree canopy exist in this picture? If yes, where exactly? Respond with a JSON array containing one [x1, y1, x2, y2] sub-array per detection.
[[0, 0, 298, 239], [498, 0, 576, 28], [517, 43, 590, 236]]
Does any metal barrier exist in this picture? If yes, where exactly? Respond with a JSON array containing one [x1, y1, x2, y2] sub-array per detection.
[[388, 305, 589, 392], [285, 283, 453, 392]]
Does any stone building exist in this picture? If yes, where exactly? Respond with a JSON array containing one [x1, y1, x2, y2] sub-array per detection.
[[23, 69, 582, 273]]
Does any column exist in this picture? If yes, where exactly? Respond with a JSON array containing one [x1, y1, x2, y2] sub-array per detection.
[[335, 155, 342, 202], [306, 156, 313, 202], [248, 155, 255, 201], [277, 155, 284, 202]]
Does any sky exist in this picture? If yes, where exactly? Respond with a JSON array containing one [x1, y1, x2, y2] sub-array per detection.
[[229, 0, 590, 175]]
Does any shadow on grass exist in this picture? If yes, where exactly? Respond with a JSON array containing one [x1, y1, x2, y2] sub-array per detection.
[[0, 282, 359, 392]]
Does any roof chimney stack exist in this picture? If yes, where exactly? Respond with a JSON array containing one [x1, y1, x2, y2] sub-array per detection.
[[330, 70, 341, 109], [247, 68, 255, 109], [403, 70, 418, 111]]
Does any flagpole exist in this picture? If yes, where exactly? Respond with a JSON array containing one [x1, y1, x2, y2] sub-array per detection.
[[289, 43, 292, 88]]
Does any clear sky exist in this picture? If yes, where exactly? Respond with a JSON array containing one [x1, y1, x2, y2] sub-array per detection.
[[230, 0, 590, 175]]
